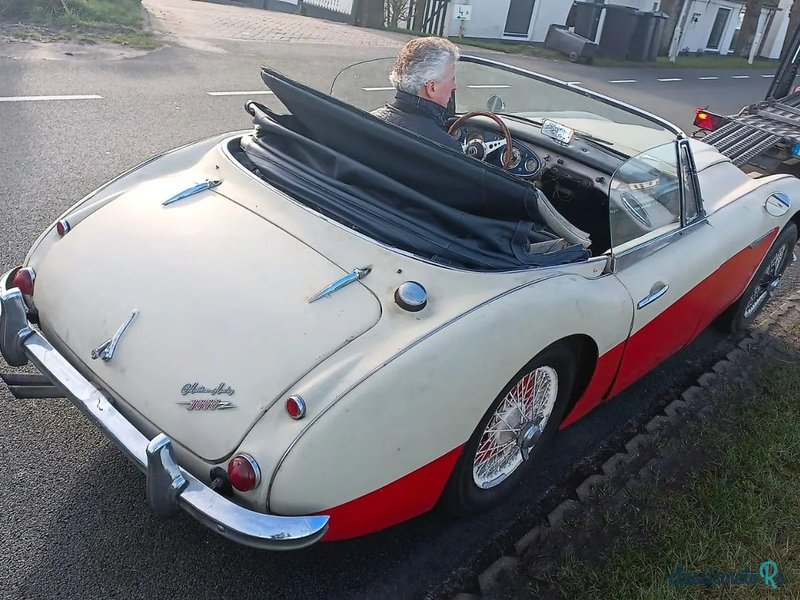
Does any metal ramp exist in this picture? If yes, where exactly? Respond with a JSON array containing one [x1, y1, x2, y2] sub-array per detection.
[[702, 121, 783, 167]]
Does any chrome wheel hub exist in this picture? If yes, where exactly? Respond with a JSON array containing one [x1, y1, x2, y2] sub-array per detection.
[[472, 366, 558, 490]]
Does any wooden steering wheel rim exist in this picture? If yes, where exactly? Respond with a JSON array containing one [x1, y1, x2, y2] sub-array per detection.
[[447, 110, 514, 170]]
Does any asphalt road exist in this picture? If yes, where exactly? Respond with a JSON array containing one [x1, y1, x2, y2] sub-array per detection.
[[0, 35, 785, 600]]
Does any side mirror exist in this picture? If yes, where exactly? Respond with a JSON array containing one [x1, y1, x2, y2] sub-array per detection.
[[487, 94, 506, 112]]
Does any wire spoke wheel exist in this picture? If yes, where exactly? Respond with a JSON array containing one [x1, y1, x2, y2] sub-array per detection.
[[472, 366, 558, 489], [744, 245, 788, 319]]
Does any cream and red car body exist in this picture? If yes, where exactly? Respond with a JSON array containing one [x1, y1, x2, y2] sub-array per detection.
[[2, 56, 798, 549]]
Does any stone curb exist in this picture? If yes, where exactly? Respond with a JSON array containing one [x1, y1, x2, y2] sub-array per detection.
[[453, 295, 799, 599]]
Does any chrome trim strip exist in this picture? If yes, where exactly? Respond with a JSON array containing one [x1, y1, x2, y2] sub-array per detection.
[[749, 229, 777, 249], [637, 284, 670, 310], [308, 266, 371, 303], [0, 274, 329, 550], [162, 180, 222, 206]]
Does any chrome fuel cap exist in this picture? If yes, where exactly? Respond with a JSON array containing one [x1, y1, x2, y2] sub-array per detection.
[[394, 281, 427, 312]]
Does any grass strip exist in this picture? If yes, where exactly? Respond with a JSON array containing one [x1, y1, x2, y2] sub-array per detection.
[[0, 0, 157, 50], [541, 365, 800, 598]]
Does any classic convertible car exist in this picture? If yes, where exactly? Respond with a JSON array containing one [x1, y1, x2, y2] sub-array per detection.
[[2, 56, 798, 550]]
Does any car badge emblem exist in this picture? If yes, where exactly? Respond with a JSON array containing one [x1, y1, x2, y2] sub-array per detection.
[[177, 382, 236, 411], [308, 266, 372, 303], [162, 179, 221, 206], [91, 309, 138, 362]]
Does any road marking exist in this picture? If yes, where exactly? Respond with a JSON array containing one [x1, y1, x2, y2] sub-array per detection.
[[0, 94, 103, 102], [362, 87, 394, 91], [761, 74, 774, 78], [698, 76, 719, 80], [609, 79, 637, 84], [566, 81, 582, 85], [207, 90, 274, 96], [731, 75, 751, 79], [466, 84, 512, 89], [657, 78, 682, 82]]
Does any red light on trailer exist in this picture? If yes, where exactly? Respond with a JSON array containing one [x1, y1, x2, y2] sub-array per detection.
[[227, 454, 261, 492], [12, 267, 35, 296], [694, 108, 723, 131]]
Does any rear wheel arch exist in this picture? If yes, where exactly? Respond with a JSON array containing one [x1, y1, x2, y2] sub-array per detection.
[[558, 334, 599, 425]]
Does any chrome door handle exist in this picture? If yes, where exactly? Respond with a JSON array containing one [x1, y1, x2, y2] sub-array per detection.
[[637, 283, 669, 310]]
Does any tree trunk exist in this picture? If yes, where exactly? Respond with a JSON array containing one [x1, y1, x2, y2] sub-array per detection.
[[735, 0, 764, 57], [781, 0, 800, 59]]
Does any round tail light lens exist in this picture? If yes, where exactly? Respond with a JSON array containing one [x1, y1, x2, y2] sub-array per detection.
[[12, 267, 36, 296], [227, 454, 260, 492], [56, 220, 71, 237], [286, 395, 306, 419]]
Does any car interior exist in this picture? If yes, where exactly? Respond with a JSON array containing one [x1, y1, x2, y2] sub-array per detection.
[[230, 67, 680, 271]]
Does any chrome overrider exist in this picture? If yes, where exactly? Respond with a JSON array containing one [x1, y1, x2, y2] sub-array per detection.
[[0, 271, 329, 550]]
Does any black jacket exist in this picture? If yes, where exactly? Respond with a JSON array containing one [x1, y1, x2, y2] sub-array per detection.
[[371, 90, 463, 153]]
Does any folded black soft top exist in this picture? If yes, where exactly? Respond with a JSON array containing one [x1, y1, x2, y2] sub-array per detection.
[[238, 67, 588, 270]]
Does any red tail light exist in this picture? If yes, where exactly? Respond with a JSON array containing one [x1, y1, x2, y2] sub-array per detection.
[[227, 454, 260, 492], [694, 108, 724, 131], [12, 267, 36, 296], [56, 220, 71, 237]]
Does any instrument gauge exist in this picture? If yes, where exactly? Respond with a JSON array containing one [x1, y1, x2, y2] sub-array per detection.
[[450, 127, 462, 140], [466, 130, 485, 143], [525, 158, 541, 175], [508, 147, 522, 170]]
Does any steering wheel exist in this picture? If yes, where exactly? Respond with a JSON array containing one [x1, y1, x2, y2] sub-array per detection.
[[447, 111, 514, 170]]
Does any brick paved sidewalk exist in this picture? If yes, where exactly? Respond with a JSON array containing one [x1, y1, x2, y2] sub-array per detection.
[[143, 0, 406, 47]]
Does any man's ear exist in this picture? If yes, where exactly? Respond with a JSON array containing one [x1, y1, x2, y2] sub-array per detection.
[[423, 79, 437, 98]]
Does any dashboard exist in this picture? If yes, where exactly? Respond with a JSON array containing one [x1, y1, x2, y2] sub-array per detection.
[[450, 126, 542, 178], [448, 117, 629, 196]]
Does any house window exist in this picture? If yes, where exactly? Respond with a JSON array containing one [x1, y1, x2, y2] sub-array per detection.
[[504, 0, 536, 37], [707, 7, 732, 50]]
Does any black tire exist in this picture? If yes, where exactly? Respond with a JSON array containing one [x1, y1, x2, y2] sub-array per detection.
[[440, 342, 577, 516], [717, 222, 798, 333]]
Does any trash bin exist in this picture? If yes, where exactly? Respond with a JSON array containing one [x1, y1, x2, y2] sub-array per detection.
[[354, 0, 384, 27], [545, 24, 598, 64], [628, 11, 657, 62], [571, 1, 605, 42], [598, 4, 638, 60], [648, 11, 670, 61]]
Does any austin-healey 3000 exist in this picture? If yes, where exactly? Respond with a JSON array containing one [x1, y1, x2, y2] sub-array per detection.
[[1, 56, 797, 550]]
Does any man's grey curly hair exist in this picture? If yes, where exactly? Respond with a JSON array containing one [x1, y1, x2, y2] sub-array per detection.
[[389, 37, 460, 95]]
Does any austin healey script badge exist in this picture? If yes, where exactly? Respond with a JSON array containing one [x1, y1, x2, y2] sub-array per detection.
[[177, 382, 236, 411]]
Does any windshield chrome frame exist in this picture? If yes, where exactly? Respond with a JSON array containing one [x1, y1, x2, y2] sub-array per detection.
[[457, 55, 684, 139]]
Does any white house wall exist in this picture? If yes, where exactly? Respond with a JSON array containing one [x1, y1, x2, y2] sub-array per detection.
[[679, 0, 742, 54]]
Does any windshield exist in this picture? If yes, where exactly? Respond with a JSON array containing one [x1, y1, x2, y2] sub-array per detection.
[[330, 56, 678, 157]]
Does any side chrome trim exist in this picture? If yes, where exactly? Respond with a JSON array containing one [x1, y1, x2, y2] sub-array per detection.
[[0, 273, 329, 550], [750, 229, 779, 249]]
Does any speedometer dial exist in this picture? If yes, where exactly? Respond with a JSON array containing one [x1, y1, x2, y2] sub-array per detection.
[[467, 130, 485, 143], [508, 147, 522, 170]]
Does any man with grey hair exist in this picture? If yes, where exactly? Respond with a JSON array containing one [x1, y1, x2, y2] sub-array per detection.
[[372, 37, 463, 152]]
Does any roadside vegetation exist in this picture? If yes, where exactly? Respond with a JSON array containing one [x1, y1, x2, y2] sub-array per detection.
[[541, 365, 800, 598], [0, 0, 157, 50], [449, 36, 776, 69]]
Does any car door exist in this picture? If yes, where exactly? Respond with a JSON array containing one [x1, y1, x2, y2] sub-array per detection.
[[608, 140, 712, 396]]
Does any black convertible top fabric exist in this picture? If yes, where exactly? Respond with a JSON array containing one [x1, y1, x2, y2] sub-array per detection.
[[237, 68, 589, 270]]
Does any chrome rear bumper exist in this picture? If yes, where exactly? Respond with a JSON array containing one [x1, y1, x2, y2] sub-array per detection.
[[0, 273, 328, 550]]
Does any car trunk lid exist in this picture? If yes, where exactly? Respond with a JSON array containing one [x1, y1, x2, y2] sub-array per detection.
[[32, 175, 381, 461]]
